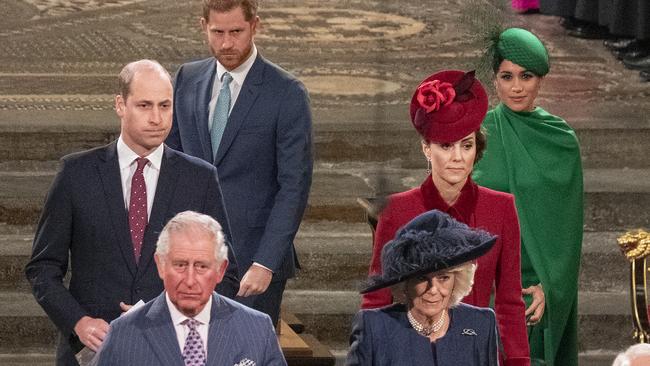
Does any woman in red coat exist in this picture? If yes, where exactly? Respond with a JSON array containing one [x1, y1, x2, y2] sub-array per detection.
[[361, 70, 530, 366]]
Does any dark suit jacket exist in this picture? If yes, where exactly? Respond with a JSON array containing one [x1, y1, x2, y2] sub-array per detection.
[[25, 142, 239, 365], [347, 303, 499, 366], [167, 54, 312, 280], [96, 292, 287, 366]]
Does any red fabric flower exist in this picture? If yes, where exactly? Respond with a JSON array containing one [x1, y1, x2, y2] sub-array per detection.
[[416, 80, 456, 113]]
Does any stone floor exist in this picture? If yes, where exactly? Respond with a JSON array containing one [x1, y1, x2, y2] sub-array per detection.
[[0, 0, 649, 365]]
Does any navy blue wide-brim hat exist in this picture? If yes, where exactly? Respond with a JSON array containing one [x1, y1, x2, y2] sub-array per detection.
[[360, 210, 497, 294]]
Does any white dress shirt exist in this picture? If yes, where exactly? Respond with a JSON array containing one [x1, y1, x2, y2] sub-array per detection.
[[166, 292, 212, 356], [207, 45, 258, 131], [117, 136, 164, 219]]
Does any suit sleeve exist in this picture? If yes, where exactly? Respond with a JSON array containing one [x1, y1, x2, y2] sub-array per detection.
[[167, 64, 185, 152], [361, 205, 396, 309], [203, 166, 240, 299], [95, 322, 120, 366], [346, 310, 373, 366], [252, 79, 313, 272], [24, 159, 88, 336], [494, 196, 530, 366], [262, 314, 288, 366]]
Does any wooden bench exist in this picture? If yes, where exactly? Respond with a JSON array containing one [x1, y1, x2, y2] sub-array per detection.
[[278, 312, 335, 366]]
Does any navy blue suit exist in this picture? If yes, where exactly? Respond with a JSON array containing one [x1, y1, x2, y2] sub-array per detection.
[[96, 292, 287, 366], [25, 142, 239, 366], [347, 303, 499, 366], [167, 54, 313, 320]]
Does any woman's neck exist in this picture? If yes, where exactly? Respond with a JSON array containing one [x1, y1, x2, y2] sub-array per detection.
[[431, 176, 466, 206], [408, 307, 450, 342]]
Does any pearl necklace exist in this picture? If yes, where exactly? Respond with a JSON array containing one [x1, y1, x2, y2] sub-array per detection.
[[407, 310, 447, 336]]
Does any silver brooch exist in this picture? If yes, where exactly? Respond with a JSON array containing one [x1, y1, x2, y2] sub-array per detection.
[[461, 328, 477, 336]]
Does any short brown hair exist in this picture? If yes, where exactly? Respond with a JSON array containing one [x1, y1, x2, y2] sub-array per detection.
[[117, 59, 171, 100], [474, 127, 487, 164], [202, 0, 258, 21]]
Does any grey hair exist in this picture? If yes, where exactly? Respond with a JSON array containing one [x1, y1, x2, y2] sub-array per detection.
[[156, 211, 228, 263], [612, 343, 650, 366], [393, 262, 477, 308], [118, 59, 172, 100]]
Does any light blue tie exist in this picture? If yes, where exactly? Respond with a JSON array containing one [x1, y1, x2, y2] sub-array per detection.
[[210, 72, 233, 159]]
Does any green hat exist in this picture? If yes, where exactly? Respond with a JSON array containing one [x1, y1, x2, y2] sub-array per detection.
[[496, 28, 549, 76]]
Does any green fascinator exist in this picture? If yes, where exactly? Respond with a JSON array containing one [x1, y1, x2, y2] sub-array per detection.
[[496, 28, 550, 76]]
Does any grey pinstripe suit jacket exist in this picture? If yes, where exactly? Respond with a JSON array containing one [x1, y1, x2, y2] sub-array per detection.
[[96, 292, 286, 366]]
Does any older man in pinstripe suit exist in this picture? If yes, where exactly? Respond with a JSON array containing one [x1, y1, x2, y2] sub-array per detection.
[[96, 211, 286, 366]]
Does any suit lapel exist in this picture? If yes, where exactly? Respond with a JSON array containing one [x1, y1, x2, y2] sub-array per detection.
[[206, 293, 235, 365], [214, 55, 264, 166], [97, 142, 137, 277], [136, 146, 179, 276], [194, 59, 217, 162], [143, 293, 184, 364], [393, 311, 435, 364]]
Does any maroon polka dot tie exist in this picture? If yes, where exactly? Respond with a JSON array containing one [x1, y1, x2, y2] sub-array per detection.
[[182, 318, 206, 366], [129, 157, 148, 263]]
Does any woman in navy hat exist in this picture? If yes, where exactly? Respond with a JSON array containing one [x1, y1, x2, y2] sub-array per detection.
[[348, 210, 499, 366], [361, 70, 530, 365]]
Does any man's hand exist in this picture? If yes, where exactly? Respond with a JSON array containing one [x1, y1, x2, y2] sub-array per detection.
[[237, 265, 273, 297], [119, 302, 132, 315], [73, 316, 110, 352], [522, 283, 545, 325]]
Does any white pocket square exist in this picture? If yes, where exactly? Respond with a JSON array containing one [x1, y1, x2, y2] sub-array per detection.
[[234, 359, 255, 366]]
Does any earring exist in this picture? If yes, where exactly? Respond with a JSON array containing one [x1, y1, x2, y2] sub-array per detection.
[[426, 159, 431, 174]]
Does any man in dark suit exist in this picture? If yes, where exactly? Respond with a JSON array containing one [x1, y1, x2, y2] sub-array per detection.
[[166, 0, 313, 325], [25, 60, 239, 366], [96, 211, 286, 366]]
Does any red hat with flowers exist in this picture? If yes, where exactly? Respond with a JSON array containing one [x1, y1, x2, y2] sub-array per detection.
[[409, 70, 488, 143]]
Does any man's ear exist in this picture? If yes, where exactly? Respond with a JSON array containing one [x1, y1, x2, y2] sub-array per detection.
[[250, 15, 260, 35], [215, 259, 229, 284], [115, 94, 125, 116], [200, 16, 207, 33], [154, 254, 165, 280]]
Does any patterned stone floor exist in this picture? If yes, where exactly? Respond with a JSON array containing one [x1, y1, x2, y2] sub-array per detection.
[[1, 0, 647, 113]]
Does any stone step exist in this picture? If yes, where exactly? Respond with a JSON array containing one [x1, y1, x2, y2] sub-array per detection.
[[0, 343, 622, 366], [1, 164, 648, 229], [291, 228, 630, 293], [0, 289, 632, 362], [0, 353, 55, 366], [282, 290, 634, 353], [0, 105, 649, 169], [0, 351, 617, 366], [329, 348, 620, 366], [0, 220, 630, 295]]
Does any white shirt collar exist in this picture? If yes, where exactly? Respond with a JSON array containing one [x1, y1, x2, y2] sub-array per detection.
[[165, 292, 212, 327], [116, 135, 164, 170], [216, 44, 257, 86]]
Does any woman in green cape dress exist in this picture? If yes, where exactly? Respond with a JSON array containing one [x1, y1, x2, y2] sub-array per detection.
[[473, 28, 584, 366]]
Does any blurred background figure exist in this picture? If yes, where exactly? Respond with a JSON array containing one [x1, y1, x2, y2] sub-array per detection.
[[512, 0, 540, 14], [539, 0, 650, 81]]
